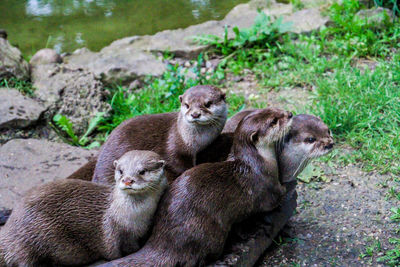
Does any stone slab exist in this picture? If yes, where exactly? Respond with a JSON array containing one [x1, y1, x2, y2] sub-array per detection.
[[0, 89, 46, 129], [0, 139, 96, 210], [64, 46, 166, 86], [283, 8, 329, 33]]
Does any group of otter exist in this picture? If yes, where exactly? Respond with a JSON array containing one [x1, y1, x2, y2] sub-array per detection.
[[0, 85, 334, 267]]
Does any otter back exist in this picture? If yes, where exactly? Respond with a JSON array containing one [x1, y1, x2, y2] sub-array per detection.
[[93, 112, 188, 184]]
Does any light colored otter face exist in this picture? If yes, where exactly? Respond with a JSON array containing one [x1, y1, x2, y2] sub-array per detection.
[[285, 114, 334, 159], [179, 85, 227, 126], [248, 108, 293, 146], [113, 150, 165, 194]]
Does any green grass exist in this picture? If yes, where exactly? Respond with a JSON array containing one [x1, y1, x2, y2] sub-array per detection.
[[314, 57, 400, 175], [0, 77, 35, 96]]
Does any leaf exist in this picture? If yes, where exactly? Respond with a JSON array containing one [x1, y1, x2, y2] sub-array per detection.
[[79, 112, 105, 145], [297, 164, 329, 183], [53, 114, 79, 145]]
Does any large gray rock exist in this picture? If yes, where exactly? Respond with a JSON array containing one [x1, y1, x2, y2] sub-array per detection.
[[0, 38, 29, 80], [64, 46, 166, 86], [0, 139, 97, 210], [29, 48, 62, 67], [0, 88, 46, 129], [284, 8, 329, 33], [31, 64, 110, 135], [355, 7, 396, 28]]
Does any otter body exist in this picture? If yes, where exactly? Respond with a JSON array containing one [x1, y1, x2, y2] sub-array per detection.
[[0, 151, 167, 267], [111, 108, 291, 266], [93, 85, 227, 184]]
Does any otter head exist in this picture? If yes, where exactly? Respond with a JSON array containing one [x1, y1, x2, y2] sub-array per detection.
[[279, 114, 334, 183], [233, 108, 293, 159], [179, 85, 227, 126], [113, 150, 166, 194], [284, 114, 334, 159]]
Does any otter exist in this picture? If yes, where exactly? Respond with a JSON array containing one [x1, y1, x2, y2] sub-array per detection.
[[221, 110, 334, 183], [93, 85, 227, 184], [0, 150, 167, 267], [98, 108, 292, 266]]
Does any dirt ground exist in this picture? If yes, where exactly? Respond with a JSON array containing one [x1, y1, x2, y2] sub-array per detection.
[[258, 162, 398, 266]]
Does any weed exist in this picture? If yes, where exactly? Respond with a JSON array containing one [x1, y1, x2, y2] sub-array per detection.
[[52, 113, 104, 148], [0, 78, 35, 96]]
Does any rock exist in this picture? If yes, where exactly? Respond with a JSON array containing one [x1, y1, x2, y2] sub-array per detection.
[[64, 46, 166, 86], [0, 29, 7, 39], [355, 7, 395, 28], [0, 139, 97, 210], [29, 48, 62, 67], [0, 38, 29, 80], [284, 8, 330, 33], [31, 64, 110, 134], [263, 2, 293, 17], [0, 88, 46, 129]]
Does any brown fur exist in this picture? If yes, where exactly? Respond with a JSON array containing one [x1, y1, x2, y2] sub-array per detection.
[[0, 151, 167, 267], [66, 157, 97, 181], [93, 85, 227, 184], [111, 108, 291, 266]]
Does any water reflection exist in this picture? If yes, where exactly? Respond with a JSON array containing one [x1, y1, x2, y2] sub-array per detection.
[[26, 0, 52, 16], [2, 0, 248, 55]]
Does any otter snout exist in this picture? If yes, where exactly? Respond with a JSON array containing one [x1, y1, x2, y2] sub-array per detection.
[[191, 111, 201, 119], [121, 177, 134, 186], [324, 138, 335, 150]]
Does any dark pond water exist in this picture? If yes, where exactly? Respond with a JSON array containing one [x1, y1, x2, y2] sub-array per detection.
[[0, 0, 248, 57]]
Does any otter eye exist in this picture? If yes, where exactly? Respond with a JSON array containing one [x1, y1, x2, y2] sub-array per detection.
[[139, 170, 145, 175], [184, 103, 189, 109], [271, 117, 278, 126], [204, 101, 212, 108], [119, 169, 123, 175], [305, 137, 316, 143]]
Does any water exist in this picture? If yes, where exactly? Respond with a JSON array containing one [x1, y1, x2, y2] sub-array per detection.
[[0, 0, 248, 57]]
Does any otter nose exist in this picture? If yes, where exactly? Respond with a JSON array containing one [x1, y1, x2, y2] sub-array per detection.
[[288, 112, 293, 119], [191, 112, 201, 119], [325, 143, 334, 150], [121, 177, 134, 186]]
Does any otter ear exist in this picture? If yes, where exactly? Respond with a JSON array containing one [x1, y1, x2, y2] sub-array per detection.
[[113, 160, 118, 168], [220, 92, 226, 101], [151, 160, 165, 170], [179, 95, 183, 103], [250, 132, 258, 144], [156, 160, 165, 169]]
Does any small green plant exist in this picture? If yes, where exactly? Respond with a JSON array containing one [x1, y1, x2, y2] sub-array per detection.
[[0, 78, 35, 96], [52, 113, 104, 148], [193, 12, 292, 64], [377, 237, 400, 266]]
